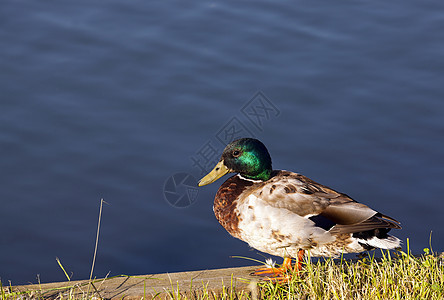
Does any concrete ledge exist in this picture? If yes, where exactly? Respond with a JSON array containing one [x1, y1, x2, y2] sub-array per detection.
[[6, 265, 261, 299]]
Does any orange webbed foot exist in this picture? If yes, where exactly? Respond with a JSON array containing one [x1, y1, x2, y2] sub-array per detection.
[[252, 251, 305, 283]]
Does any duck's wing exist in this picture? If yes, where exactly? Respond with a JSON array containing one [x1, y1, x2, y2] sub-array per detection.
[[253, 170, 401, 234]]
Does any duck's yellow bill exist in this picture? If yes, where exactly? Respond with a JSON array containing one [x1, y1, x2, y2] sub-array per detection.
[[198, 160, 231, 186]]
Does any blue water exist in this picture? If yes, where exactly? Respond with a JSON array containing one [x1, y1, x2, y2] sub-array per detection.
[[1, 1, 444, 284]]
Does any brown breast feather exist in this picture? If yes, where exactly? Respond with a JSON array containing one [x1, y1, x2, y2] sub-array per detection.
[[213, 175, 255, 238]]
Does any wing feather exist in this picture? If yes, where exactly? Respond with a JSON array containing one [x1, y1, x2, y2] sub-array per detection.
[[251, 170, 401, 233]]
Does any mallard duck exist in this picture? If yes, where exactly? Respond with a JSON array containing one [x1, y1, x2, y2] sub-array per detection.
[[198, 138, 401, 278]]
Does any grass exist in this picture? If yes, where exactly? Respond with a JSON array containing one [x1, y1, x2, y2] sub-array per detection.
[[258, 246, 444, 300], [2, 244, 443, 299], [1, 198, 442, 299]]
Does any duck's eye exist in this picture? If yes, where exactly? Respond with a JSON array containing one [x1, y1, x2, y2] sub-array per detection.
[[233, 150, 241, 157]]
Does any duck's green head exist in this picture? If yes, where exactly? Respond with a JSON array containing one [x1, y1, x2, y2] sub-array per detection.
[[198, 138, 272, 186]]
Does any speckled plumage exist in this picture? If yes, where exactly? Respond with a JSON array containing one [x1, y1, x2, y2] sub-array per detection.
[[200, 138, 401, 260], [213, 171, 400, 258]]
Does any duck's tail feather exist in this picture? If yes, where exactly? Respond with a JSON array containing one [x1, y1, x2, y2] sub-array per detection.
[[356, 234, 401, 250]]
